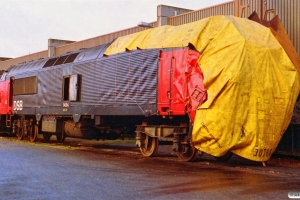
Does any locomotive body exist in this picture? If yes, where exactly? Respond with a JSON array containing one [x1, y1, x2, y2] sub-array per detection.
[[2, 43, 206, 161]]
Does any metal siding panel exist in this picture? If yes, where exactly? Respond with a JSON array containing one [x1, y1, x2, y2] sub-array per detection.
[[115, 55, 131, 103], [73, 61, 99, 104], [62, 64, 73, 76], [266, 0, 300, 56], [71, 59, 97, 105], [7, 58, 48, 78], [168, 2, 235, 25], [99, 57, 118, 104], [14, 94, 38, 112], [72, 49, 159, 111], [74, 43, 111, 63], [38, 68, 63, 107]]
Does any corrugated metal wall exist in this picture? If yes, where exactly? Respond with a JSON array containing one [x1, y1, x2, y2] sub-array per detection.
[[240, 0, 262, 17], [240, 0, 299, 56], [168, 0, 299, 56], [72, 49, 159, 107], [168, 2, 235, 25], [267, 0, 300, 57]]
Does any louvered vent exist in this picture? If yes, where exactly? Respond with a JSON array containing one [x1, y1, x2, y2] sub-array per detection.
[[43, 52, 79, 68]]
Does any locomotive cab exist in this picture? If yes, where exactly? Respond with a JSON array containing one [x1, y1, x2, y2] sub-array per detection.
[[0, 71, 13, 133]]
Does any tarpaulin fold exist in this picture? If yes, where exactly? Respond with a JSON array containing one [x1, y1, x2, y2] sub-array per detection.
[[105, 15, 299, 161]]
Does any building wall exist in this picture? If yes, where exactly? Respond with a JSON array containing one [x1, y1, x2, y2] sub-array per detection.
[[0, 0, 298, 70], [0, 50, 48, 70], [0, 22, 157, 70], [168, 1, 235, 25], [55, 23, 157, 57], [168, 0, 300, 57], [266, 0, 300, 57]]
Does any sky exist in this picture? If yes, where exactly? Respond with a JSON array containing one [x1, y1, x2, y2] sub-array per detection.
[[0, 0, 229, 58]]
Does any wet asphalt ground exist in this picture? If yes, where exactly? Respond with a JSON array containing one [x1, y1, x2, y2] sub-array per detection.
[[0, 135, 300, 200]]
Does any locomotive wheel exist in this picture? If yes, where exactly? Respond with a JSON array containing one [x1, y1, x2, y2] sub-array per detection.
[[16, 127, 24, 140], [176, 144, 198, 162], [56, 131, 66, 143], [140, 135, 159, 157], [29, 125, 38, 142], [56, 121, 67, 143], [42, 132, 52, 142], [214, 152, 233, 161]]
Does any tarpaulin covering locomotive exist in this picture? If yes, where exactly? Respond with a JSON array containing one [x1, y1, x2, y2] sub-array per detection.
[[0, 15, 298, 162]]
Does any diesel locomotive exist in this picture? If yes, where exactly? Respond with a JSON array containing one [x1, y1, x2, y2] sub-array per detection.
[[0, 42, 207, 161], [1, 13, 300, 162]]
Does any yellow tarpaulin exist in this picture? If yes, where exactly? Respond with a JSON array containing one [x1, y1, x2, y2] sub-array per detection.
[[105, 15, 300, 161]]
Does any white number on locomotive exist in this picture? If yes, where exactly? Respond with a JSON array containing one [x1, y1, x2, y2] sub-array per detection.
[[14, 100, 23, 111]]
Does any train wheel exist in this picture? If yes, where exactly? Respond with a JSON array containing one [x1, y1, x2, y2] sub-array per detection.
[[176, 144, 198, 162], [43, 132, 52, 142], [214, 152, 233, 161], [16, 127, 24, 140], [29, 125, 38, 142], [56, 122, 67, 143], [140, 135, 158, 157], [56, 131, 66, 143]]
